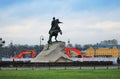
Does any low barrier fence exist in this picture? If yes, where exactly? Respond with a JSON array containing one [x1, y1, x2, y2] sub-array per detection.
[[0, 61, 119, 70]]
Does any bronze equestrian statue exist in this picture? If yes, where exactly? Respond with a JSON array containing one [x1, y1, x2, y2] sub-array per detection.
[[48, 17, 62, 44]]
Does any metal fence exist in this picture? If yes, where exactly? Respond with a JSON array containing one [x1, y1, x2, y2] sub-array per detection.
[[0, 65, 120, 70], [0, 61, 120, 70]]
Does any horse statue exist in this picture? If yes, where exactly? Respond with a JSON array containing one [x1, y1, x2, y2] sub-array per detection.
[[48, 17, 62, 44]]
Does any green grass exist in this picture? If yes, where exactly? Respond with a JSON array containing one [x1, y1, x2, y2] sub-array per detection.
[[0, 69, 120, 79]]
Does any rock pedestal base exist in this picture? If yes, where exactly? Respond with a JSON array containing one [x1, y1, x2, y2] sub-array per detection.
[[31, 41, 71, 62]]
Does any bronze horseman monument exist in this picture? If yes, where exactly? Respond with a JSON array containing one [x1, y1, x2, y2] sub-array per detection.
[[48, 17, 62, 44], [31, 17, 71, 62]]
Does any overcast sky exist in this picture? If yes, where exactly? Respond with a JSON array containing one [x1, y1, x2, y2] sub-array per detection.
[[0, 0, 120, 46]]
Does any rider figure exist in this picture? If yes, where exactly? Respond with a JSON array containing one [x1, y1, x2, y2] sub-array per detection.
[[49, 17, 56, 35], [54, 19, 62, 35]]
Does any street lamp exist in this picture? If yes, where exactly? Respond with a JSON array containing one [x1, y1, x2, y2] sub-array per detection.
[[0, 38, 5, 61], [40, 35, 44, 51]]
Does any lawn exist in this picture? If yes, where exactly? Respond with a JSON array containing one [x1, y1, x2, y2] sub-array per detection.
[[0, 69, 120, 79]]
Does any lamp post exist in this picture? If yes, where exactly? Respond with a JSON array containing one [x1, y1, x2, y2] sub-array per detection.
[[10, 41, 14, 57], [40, 35, 44, 51], [0, 38, 5, 61]]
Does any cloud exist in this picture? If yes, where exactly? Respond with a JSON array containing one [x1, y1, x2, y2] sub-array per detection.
[[0, 0, 120, 46]]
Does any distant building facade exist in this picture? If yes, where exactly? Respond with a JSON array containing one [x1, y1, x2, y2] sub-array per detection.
[[86, 46, 120, 58]]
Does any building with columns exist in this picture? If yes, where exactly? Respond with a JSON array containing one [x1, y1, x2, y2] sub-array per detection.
[[86, 46, 120, 58]]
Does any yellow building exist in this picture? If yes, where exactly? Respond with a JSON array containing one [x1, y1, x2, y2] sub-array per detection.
[[86, 46, 120, 58]]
